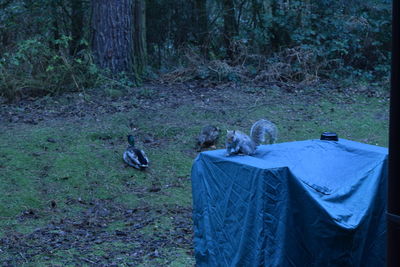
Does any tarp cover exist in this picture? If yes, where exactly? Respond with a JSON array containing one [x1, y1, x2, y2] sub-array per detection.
[[191, 139, 387, 267]]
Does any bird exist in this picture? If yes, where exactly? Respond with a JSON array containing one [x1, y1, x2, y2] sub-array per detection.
[[196, 125, 220, 151], [123, 135, 149, 169]]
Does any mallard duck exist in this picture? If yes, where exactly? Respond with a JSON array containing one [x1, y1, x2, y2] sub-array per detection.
[[197, 125, 220, 151], [123, 135, 149, 169]]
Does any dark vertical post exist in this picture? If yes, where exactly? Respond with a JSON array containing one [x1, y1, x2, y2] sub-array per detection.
[[388, 0, 400, 266]]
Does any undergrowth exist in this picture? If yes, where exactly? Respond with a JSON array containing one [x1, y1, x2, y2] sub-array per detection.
[[0, 36, 139, 102]]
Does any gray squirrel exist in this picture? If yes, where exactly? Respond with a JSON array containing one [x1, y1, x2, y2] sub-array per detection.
[[196, 125, 220, 151], [225, 119, 278, 156]]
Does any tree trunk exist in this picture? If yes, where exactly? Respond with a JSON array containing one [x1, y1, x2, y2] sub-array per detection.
[[195, 0, 208, 58], [70, 0, 84, 56], [50, 1, 60, 51], [134, 0, 146, 79], [222, 0, 237, 60], [91, 0, 135, 74]]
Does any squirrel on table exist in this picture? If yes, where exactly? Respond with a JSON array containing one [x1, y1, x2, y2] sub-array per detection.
[[225, 119, 278, 156]]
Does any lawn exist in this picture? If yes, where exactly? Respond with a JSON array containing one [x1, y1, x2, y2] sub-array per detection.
[[0, 81, 389, 266]]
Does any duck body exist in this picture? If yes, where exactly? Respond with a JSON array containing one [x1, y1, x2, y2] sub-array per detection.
[[123, 135, 149, 169]]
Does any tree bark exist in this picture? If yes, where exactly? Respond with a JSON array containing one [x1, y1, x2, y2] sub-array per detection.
[[251, 0, 263, 29], [222, 0, 237, 60], [134, 0, 146, 78], [91, 0, 135, 74], [70, 0, 84, 56], [50, 1, 60, 51], [194, 0, 208, 57]]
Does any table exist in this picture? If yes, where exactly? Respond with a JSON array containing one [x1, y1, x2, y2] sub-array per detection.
[[191, 139, 387, 266]]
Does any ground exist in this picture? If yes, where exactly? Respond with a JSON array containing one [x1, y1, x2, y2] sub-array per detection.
[[0, 80, 389, 266]]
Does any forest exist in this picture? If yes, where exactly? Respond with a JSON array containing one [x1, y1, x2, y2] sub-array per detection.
[[0, 0, 392, 98], [0, 0, 392, 265]]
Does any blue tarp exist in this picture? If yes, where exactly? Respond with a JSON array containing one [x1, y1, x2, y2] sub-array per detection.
[[191, 139, 387, 266]]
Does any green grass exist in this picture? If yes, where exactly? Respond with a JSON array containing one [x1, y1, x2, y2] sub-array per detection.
[[0, 84, 389, 265]]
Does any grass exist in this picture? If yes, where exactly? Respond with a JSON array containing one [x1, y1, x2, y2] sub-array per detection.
[[0, 83, 389, 265]]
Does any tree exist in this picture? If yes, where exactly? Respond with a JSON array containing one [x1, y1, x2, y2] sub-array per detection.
[[194, 0, 208, 57], [70, 0, 85, 56], [222, 0, 237, 60], [133, 0, 147, 78], [91, 0, 142, 74]]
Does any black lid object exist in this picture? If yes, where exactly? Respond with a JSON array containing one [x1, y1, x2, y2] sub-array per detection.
[[320, 132, 339, 141]]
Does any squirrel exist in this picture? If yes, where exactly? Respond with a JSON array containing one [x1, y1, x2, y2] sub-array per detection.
[[225, 119, 278, 156], [196, 125, 220, 151]]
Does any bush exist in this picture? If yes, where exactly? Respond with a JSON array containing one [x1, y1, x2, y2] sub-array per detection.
[[0, 36, 101, 101]]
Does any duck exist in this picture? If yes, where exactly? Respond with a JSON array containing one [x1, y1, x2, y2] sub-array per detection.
[[197, 125, 220, 151], [123, 135, 149, 169]]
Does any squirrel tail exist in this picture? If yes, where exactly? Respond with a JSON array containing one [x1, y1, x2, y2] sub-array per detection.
[[250, 119, 278, 145]]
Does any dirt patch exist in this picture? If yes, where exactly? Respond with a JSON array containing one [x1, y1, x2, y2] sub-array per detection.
[[0, 81, 335, 127], [1, 200, 193, 266]]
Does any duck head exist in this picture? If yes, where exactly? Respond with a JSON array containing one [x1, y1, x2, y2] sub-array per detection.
[[127, 135, 135, 146]]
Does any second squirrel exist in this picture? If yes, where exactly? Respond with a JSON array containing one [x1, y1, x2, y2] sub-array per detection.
[[225, 119, 278, 156]]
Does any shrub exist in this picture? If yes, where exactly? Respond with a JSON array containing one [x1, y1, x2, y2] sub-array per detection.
[[0, 36, 101, 101]]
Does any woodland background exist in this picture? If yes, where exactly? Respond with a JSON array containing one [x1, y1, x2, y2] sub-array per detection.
[[0, 0, 392, 99]]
